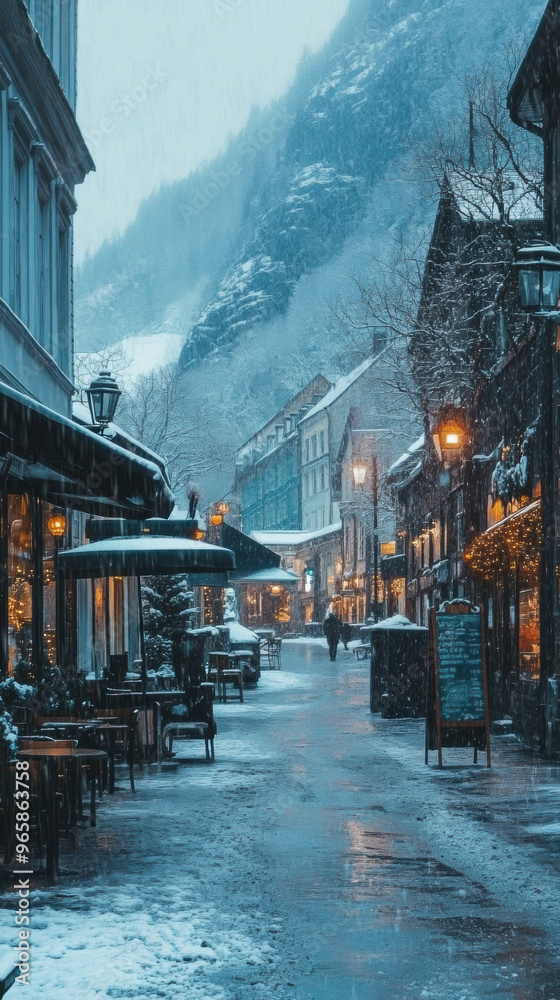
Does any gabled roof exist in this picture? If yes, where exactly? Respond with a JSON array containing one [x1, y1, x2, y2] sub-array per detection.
[[301, 353, 386, 422], [387, 434, 425, 476]]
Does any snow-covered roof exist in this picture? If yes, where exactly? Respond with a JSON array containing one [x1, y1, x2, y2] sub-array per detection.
[[72, 400, 168, 476], [387, 434, 425, 474], [251, 520, 342, 548], [301, 354, 383, 422], [448, 171, 542, 224]]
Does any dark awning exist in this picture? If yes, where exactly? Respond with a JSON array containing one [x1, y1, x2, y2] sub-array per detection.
[[0, 381, 174, 517], [58, 535, 235, 580], [220, 523, 280, 574]]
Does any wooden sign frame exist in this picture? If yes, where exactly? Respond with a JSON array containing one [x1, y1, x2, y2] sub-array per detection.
[[426, 600, 491, 768]]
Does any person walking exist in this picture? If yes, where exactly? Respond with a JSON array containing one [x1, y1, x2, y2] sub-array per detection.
[[323, 611, 342, 661], [341, 622, 352, 651]]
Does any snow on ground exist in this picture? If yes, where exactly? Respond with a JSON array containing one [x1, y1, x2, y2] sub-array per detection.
[[282, 637, 327, 646]]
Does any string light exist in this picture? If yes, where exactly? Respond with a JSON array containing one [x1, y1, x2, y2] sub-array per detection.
[[464, 502, 541, 583]]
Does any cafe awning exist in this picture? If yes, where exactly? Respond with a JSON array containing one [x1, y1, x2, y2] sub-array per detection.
[[0, 381, 174, 518], [230, 567, 299, 585], [58, 535, 235, 580], [465, 499, 541, 583]]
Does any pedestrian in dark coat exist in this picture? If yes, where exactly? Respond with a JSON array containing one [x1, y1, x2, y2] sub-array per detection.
[[341, 622, 352, 650], [323, 611, 342, 661]]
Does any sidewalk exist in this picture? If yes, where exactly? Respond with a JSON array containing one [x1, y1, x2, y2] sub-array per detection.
[[0, 641, 559, 999]]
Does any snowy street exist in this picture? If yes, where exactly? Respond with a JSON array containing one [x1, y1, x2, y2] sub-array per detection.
[[5, 640, 560, 1000]]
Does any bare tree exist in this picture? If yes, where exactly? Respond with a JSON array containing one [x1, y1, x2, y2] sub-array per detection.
[[118, 364, 226, 497], [333, 51, 543, 424]]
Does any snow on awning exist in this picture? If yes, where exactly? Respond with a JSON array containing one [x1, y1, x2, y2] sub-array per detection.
[[0, 381, 174, 518], [58, 535, 235, 580], [230, 567, 299, 585], [364, 614, 428, 633]]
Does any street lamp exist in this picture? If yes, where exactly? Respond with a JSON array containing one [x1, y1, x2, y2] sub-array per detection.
[[86, 371, 122, 430], [47, 509, 67, 538], [352, 456, 379, 622], [352, 461, 367, 487], [431, 410, 469, 463], [47, 508, 67, 668], [515, 241, 560, 313]]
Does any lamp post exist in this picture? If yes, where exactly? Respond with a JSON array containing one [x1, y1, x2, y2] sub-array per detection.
[[515, 241, 560, 750], [47, 508, 67, 669], [86, 371, 122, 432], [353, 456, 379, 622]]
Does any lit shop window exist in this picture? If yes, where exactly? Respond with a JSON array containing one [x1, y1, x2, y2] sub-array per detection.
[[8, 496, 33, 674]]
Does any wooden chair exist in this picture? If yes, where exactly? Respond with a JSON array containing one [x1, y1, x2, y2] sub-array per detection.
[[161, 686, 216, 761], [127, 704, 160, 791], [268, 638, 282, 670]]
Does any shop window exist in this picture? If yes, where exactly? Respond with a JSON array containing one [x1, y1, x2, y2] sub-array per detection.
[[8, 496, 33, 673], [519, 588, 540, 678]]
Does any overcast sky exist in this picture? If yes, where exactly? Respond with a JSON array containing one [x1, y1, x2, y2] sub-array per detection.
[[75, 0, 349, 264]]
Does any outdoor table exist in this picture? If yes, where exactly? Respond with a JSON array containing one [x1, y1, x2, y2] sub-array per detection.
[[17, 747, 107, 878]]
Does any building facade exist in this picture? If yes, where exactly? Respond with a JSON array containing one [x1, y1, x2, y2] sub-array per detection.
[[234, 375, 330, 534], [0, 1, 174, 684]]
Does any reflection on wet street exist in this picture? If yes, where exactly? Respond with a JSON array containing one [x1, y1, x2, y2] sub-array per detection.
[[15, 639, 560, 1000]]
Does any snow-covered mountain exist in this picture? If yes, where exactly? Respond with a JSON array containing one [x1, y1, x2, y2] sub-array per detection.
[[75, 0, 545, 496]]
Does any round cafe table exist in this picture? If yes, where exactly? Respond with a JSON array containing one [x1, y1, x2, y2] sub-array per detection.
[[17, 747, 107, 878]]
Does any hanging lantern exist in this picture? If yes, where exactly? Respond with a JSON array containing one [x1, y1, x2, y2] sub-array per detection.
[[47, 510, 67, 537], [218, 501, 229, 515], [515, 242, 560, 312], [352, 460, 367, 486], [431, 409, 469, 462], [210, 513, 223, 526], [86, 371, 122, 427]]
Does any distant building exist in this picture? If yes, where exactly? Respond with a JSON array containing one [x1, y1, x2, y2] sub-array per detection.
[[299, 353, 412, 533], [251, 522, 342, 628], [332, 413, 398, 623], [234, 375, 330, 533]]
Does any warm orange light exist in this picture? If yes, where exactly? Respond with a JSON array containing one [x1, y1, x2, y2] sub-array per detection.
[[380, 541, 396, 556], [47, 511, 67, 537], [432, 412, 468, 461], [210, 513, 223, 526], [218, 501, 229, 515], [194, 529, 205, 540], [270, 585, 282, 595]]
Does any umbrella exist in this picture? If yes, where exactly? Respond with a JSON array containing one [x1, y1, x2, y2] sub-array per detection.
[[58, 535, 236, 695]]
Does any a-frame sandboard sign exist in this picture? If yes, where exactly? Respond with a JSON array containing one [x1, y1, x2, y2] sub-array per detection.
[[426, 599, 491, 768]]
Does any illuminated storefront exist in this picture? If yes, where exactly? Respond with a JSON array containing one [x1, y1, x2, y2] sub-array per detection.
[[465, 498, 542, 704]]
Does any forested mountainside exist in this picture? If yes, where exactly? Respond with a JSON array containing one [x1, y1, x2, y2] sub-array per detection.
[[75, 0, 544, 496]]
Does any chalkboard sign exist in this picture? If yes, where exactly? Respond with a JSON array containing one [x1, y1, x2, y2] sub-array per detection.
[[436, 614, 485, 722], [426, 601, 490, 768]]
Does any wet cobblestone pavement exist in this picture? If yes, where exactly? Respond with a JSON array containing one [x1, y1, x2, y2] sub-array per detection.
[[3, 640, 560, 999]]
